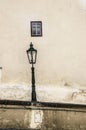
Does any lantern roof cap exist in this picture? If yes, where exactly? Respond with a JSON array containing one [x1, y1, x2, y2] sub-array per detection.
[[30, 42, 33, 48], [26, 42, 37, 53]]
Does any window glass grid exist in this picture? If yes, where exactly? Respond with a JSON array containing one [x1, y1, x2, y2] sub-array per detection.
[[31, 21, 42, 37]]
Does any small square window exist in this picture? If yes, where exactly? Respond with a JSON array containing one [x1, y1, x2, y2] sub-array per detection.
[[31, 21, 42, 37]]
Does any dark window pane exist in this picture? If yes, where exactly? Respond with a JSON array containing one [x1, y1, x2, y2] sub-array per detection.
[[31, 21, 42, 36]]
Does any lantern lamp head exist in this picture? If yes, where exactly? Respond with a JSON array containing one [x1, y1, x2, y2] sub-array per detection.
[[26, 42, 37, 64]]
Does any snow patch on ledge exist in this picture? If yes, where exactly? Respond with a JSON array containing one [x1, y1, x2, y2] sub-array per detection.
[[0, 83, 86, 104]]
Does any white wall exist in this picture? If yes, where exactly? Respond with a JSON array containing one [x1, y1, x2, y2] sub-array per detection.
[[0, 0, 86, 86]]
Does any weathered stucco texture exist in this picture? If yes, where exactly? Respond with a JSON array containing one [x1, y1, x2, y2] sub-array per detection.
[[0, 105, 85, 130], [0, 84, 86, 104], [0, 0, 86, 85]]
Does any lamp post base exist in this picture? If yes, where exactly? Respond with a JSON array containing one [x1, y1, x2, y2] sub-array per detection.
[[31, 90, 37, 102]]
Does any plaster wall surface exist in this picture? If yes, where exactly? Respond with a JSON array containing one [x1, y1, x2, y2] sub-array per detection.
[[0, 0, 86, 85], [0, 84, 86, 104]]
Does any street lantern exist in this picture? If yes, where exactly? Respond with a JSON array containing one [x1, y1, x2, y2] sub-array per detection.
[[27, 43, 37, 65], [26, 42, 37, 102]]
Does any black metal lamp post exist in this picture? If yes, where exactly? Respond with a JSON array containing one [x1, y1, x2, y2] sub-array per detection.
[[26, 42, 37, 102]]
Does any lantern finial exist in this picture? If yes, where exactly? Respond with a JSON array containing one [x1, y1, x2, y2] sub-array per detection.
[[30, 42, 33, 48]]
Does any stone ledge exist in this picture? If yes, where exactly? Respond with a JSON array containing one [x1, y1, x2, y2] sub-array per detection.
[[0, 99, 86, 109], [0, 129, 40, 130]]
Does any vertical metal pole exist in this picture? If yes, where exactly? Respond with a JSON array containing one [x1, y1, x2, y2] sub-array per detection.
[[31, 64, 37, 102]]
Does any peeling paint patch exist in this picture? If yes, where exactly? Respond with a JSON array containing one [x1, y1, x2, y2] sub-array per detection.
[[30, 109, 43, 129], [79, 0, 86, 10]]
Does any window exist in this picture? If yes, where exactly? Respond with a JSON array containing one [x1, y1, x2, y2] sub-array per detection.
[[31, 21, 42, 37]]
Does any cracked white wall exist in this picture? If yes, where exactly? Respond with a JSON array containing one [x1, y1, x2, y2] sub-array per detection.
[[0, 84, 86, 104]]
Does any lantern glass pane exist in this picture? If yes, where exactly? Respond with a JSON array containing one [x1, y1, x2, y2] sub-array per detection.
[[32, 51, 36, 63], [27, 50, 37, 64], [28, 52, 32, 63]]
